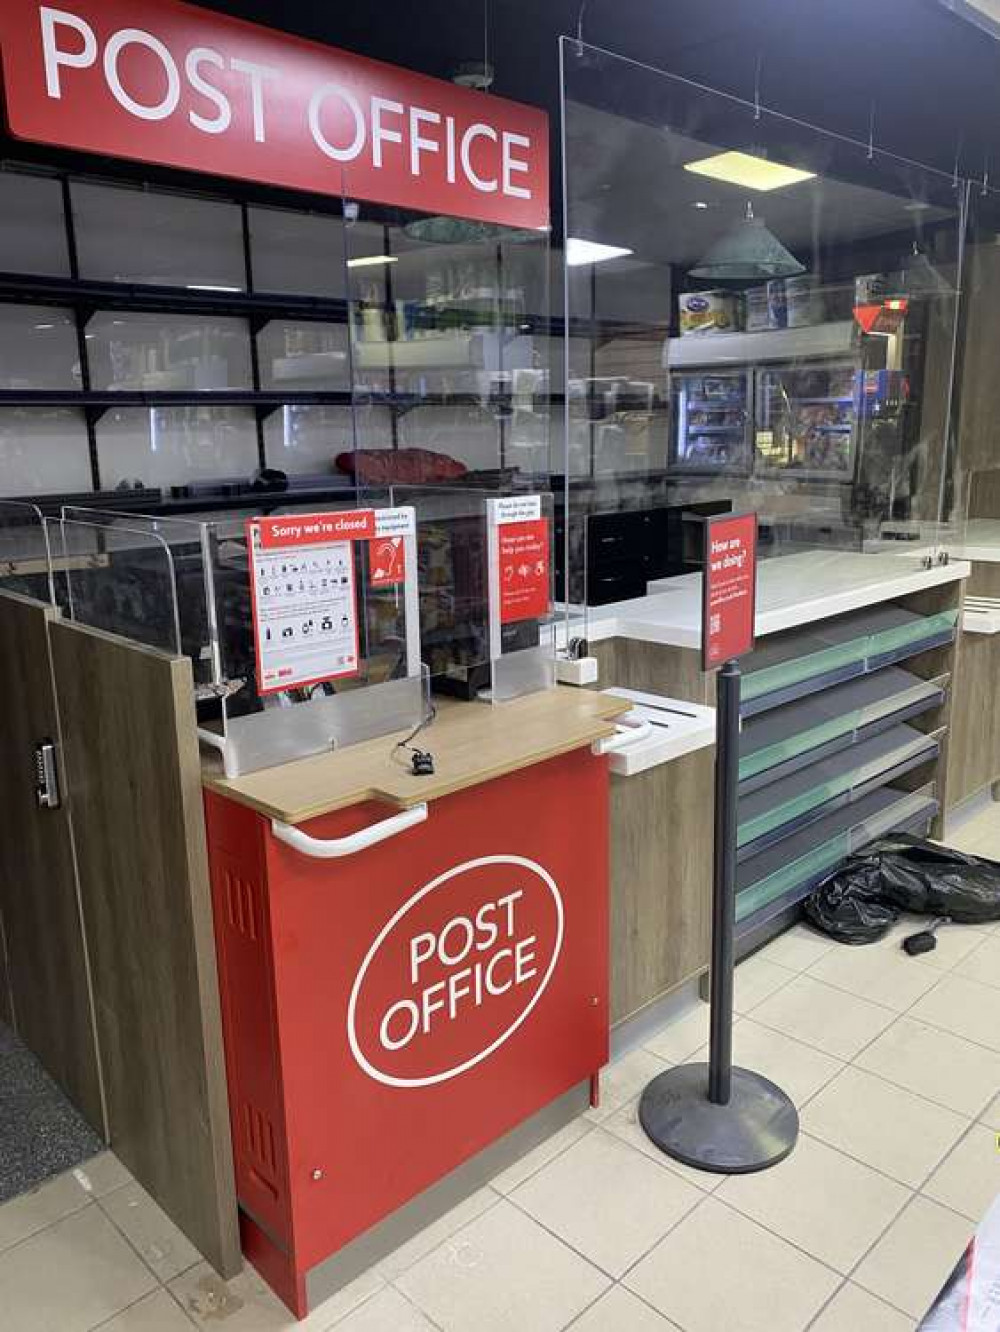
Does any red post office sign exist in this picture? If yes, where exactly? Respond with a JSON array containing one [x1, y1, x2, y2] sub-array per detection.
[[0, 0, 550, 230], [702, 512, 757, 670], [347, 854, 563, 1089]]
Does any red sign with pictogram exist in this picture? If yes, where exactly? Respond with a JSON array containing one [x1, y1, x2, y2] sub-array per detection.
[[498, 518, 550, 625], [702, 512, 757, 670], [368, 535, 406, 588]]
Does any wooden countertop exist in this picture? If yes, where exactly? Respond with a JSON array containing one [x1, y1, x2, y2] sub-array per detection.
[[203, 686, 631, 825]]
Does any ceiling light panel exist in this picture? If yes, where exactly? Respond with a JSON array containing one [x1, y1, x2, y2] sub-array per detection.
[[684, 150, 816, 192], [566, 237, 634, 266]]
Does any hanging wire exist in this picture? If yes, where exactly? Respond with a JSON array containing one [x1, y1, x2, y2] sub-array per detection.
[[867, 102, 875, 162], [952, 134, 964, 189], [753, 54, 763, 122], [483, 0, 489, 84], [982, 154, 990, 196], [576, 0, 590, 55]]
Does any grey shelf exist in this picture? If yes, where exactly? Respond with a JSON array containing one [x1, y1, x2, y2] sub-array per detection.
[[740, 604, 958, 717], [737, 724, 939, 861], [739, 666, 946, 791], [735, 783, 939, 936]]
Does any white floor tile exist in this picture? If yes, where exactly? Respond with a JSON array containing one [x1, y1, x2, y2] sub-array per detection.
[[625, 1197, 839, 1332], [74, 1151, 134, 1198], [0, 1169, 92, 1252], [732, 954, 796, 1014], [756, 924, 835, 972], [511, 1127, 700, 1277], [586, 1046, 670, 1124], [909, 974, 1000, 1052], [806, 941, 941, 1012], [0, 1205, 157, 1332], [568, 1285, 681, 1330], [330, 1286, 436, 1330], [101, 1182, 202, 1282], [801, 1065, 969, 1187], [853, 1196, 972, 1320], [750, 975, 896, 1061], [643, 1002, 711, 1064], [854, 1017, 1000, 1117], [809, 1281, 917, 1331], [97, 1289, 197, 1330], [171, 1261, 383, 1330], [923, 1124, 1000, 1222], [693, 1017, 844, 1109], [716, 1133, 908, 1274], [490, 1118, 594, 1195], [602, 1095, 726, 1192], [954, 933, 1000, 989], [376, 1187, 499, 1281], [395, 1198, 610, 1332]]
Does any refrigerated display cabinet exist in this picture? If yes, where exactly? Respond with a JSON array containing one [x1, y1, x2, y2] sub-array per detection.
[[755, 361, 857, 480], [669, 369, 752, 475]]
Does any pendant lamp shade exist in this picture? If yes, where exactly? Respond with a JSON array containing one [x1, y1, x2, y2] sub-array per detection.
[[689, 203, 805, 282], [403, 215, 541, 245]]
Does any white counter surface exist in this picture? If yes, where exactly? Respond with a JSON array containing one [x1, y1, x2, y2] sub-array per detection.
[[602, 689, 716, 776], [581, 550, 970, 652]]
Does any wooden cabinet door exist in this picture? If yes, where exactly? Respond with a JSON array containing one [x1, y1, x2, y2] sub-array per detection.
[[49, 618, 240, 1279], [0, 592, 105, 1134]]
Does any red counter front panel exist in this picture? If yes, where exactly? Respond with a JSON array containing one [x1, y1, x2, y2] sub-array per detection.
[[204, 748, 609, 1314]]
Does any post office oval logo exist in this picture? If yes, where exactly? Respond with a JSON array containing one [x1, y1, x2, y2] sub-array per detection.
[[347, 855, 564, 1088]]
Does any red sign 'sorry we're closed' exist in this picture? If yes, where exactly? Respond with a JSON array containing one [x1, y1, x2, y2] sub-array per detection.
[[0, 0, 550, 230]]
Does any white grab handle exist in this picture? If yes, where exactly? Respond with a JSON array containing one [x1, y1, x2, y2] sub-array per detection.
[[271, 803, 428, 859], [592, 716, 655, 756]]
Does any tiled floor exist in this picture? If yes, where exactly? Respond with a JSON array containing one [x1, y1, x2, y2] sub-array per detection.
[[3, 807, 1000, 1331]]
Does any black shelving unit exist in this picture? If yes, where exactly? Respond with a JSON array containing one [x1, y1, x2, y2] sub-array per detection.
[[733, 600, 954, 953]]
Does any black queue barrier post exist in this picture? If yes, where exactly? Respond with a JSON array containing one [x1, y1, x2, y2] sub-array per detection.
[[640, 511, 797, 1171], [638, 656, 799, 1173]]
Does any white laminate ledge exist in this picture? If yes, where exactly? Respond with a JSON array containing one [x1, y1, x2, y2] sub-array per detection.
[[579, 551, 970, 652], [963, 596, 1000, 635], [602, 689, 716, 776]]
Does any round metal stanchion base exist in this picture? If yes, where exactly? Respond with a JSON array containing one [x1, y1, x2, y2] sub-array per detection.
[[639, 1063, 799, 1175]]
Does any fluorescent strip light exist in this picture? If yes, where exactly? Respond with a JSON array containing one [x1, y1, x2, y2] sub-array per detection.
[[186, 283, 243, 293], [684, 151, 816, 192], [346, 254, 400, 269], [566, 237, 633, 267]]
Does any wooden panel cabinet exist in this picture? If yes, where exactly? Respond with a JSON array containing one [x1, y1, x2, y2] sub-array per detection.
[[609, 748, 713, 1025]]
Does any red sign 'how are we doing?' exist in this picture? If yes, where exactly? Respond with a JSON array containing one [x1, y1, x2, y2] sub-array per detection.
[[702, 512, 757, 671]]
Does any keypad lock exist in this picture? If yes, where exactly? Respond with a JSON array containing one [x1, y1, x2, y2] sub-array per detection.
[[34, 739, 61, 810]]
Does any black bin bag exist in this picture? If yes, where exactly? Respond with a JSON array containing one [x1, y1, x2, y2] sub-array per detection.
[[806, 834, 1000, 944], [875, 834, 1000, 923], [804, 853, 901, 944]]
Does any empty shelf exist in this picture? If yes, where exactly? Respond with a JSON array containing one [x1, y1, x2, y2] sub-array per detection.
[[740, 605, 958, 716], [735, 783, 938, 929], [739, 667, 945, 789], [737, 724, 939, 859]]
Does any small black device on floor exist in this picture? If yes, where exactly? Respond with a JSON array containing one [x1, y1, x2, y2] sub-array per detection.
[[901, 917, 949, 956], [409, 749, 435, 776]]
